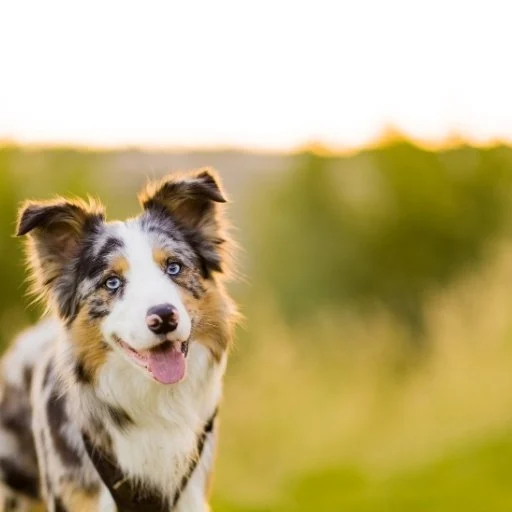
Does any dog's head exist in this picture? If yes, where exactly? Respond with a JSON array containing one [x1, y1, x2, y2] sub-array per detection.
[[16, 169, 235, 385]]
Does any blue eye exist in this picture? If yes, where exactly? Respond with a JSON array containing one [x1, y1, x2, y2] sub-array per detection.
[[166, 262, 181, 276], [105, 276, 122, 291]]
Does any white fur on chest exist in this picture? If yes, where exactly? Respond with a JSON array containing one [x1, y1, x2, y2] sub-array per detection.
[[94, 342, 225, 503]]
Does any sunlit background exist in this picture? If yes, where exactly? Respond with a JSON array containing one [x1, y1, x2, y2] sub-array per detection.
[[2, 1, 512, 511], [3, 0, 512, 149]]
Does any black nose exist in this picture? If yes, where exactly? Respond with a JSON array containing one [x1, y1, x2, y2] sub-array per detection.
[[146, 304, 179, 335]]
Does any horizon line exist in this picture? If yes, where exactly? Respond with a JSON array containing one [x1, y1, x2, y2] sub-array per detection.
[[2, 129, 512, 156]]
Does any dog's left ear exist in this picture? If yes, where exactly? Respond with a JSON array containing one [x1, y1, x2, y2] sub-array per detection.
[[15, 198, 105, 317], [139, 169, 228, 275]]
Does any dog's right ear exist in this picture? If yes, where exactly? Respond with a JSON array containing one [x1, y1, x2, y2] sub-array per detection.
[[16, 198, 105, 301]]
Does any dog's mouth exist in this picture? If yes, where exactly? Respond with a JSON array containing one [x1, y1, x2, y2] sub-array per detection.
[[113, 334, 189, 385]]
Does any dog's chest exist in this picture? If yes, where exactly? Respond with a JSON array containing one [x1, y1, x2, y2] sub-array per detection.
[[111, 421, 197, 493], [89, 344, 225, 503]]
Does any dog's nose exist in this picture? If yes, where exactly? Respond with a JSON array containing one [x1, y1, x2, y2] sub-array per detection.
[[146, 304, 179, 335]]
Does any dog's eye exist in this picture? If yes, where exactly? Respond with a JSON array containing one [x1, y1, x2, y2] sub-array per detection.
[[166, 262, 181, 276], [104, 276, 122, 291]]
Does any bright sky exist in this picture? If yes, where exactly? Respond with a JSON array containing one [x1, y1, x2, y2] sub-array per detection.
[[1, 0, 512, 150]]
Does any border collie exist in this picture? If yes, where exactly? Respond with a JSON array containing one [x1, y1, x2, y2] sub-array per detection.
[[0, 169, 238, 511]]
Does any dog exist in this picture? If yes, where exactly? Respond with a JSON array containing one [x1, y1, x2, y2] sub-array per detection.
[[0, 169, 238, 511]]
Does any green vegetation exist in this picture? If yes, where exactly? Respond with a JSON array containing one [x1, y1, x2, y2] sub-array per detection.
[[215, 432, 512, 511], [2, 141, 512, 511], [253, 143, 512, 332]]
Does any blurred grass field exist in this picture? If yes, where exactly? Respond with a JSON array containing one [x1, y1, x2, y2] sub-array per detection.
[[214, 245, 512, 511], [2, 142, 512, 511]]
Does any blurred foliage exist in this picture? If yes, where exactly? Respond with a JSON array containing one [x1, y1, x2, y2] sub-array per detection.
[[251, 141, 512, 332]]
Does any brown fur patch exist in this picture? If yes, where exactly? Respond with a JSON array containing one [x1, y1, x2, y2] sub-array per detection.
[[186, 280, 236, 362], [110, 256, 129, 276], [59, 482, 99, 512], [69, 307, 109, 383], [152, 248, 168, 269]]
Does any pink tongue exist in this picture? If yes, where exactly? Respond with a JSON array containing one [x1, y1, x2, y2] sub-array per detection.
[[147, 344, 185, 384]]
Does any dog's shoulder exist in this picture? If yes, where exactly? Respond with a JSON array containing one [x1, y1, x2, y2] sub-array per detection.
[[0, 318, 59, 504], [2, 317, 58, 391]]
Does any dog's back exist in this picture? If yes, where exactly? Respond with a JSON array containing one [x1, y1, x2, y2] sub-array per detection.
[[0, 318, 58, 511]]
